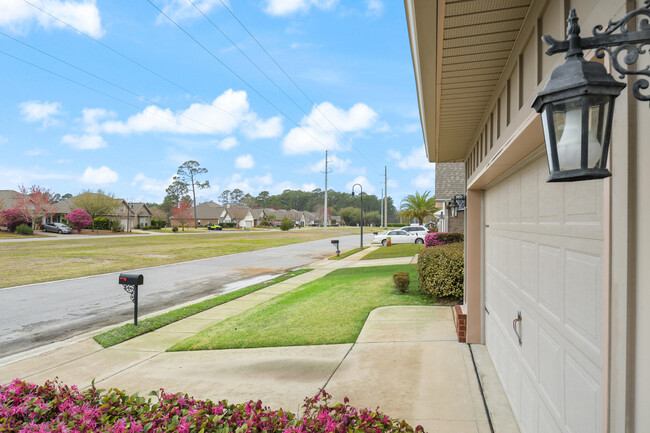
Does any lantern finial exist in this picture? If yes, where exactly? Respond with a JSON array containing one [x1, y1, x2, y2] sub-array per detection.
[[566, 9, 583, 58]]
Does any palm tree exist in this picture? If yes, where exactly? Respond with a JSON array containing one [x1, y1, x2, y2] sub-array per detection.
[[399, 191, 438, 225]]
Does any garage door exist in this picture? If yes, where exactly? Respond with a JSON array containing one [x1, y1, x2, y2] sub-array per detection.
[[484, 155, 603, 433]]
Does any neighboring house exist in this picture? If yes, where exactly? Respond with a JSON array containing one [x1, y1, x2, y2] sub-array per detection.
[[284, 209, 303, 226], [249, 208, 265, 226], [434, 163, 465, 233], [405, 0, 649, 432], [117, 203, 153, 229], [193, 201, 225, 225], [302, 211, 318, 226], [0, 190, 22, 211], [222, 206, 254, 228], [330, 215, 342, 226]]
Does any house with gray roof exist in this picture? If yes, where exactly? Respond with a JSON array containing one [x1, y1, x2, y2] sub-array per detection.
[[434, 163, 465, 233]]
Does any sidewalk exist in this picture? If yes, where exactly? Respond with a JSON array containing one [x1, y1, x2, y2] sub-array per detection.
[[0, 247, 518, 433]]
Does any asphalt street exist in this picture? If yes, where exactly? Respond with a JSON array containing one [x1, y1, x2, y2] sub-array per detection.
[[0, 233, 373, 358]]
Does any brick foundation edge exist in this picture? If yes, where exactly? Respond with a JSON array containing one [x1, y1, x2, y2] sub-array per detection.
[[454, 304, 467, 343]]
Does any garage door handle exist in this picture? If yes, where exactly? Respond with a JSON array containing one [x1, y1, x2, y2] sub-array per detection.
[[512, 311, 522, 346]]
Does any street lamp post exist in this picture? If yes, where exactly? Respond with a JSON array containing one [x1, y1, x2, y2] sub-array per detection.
[[351, 183, 364, 248]]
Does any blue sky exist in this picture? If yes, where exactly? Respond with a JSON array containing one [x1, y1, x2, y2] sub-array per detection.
[[0, 0, 435, 205]]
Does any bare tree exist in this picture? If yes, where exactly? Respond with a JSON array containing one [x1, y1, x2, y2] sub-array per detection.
[[174, 161, 209, 228]]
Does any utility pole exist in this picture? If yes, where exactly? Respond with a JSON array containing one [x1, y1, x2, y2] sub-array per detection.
[[380, 188, 384, 228], [322, 150, 332, 229], [384, 166, 388, 228]]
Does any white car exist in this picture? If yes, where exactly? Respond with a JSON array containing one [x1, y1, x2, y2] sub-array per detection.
[[373, 229, 422, 246], [399, 225, 428, 242]]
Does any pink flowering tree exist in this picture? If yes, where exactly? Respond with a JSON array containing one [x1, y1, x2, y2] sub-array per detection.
[[66, 208, 93, 233], [1, 208, 31, 232]]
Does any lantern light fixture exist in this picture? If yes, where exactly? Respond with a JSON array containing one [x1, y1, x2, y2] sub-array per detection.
[[448, 197, 459, 218], [534, 2, 650, 182]]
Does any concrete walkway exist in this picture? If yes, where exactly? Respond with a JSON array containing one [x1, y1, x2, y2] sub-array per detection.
[[0, 247, 518, 433]]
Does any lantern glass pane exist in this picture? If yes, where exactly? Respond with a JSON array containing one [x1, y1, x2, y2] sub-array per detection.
[[588, 95, 610, 168], [541, 106, 556, 173], [552, 97, 583, 170]]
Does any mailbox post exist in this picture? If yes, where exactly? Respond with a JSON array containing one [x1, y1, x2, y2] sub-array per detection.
[[118, 273, 144, 326], [331, 239, 340, 256]]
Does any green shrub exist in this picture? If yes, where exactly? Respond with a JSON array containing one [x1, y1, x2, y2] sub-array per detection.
[[172, 226, 179, 232], [279, 217, 293, 231], [221, 222, 237, 228], [418, 243, 464, 301], [93, 217, 110, 230], [111, 219, 122, 232], [393, 271, 410, 293], [15, 224, 33, 235], [259, 220, 270, 227]]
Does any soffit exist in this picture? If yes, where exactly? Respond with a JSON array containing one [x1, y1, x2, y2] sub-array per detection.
[[407, 0, 532, 163]]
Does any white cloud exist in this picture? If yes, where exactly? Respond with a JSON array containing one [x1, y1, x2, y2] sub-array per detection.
[[402, 123, 420, 133], [217, 136, 238, 150], [263, 0, 337, 16], [346, 175, 376, 194], [81, 107, 114, 133], [0, 135, 7, 144], [235, 154, 255, 169], [282, 102, 378, 155], [80, 166, 118, 184], [0, 166, 73, 188], [302, 182, 318, 191], [159, 0, 224, 22], [132, 173, 174, 195], [0, 0, 104, 37], [101, 89, 282, 138], [366, 0, 383, 16], [412, 170, 436, 190], [306, 153, 359, 174], [388, 147, 434, 171], [221, 172, 296, 196], [20, 100, 62, 127], [243, 116, 283, 139], [25, 148, 47, 156], [62, 134, 106, 150]]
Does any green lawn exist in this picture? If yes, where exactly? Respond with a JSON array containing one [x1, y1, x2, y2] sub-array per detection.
[[327, 247, 368, 260], [0, 228, 357, 288], [361, 243, 424, 260], [170, 264, 433, 351], [0, 231, 49, 239], [93, 269, 312, 348]]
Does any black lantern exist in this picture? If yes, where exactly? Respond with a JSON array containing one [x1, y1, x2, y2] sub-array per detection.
[[533, 9, 626, 182], [448, 197, 459, 218]]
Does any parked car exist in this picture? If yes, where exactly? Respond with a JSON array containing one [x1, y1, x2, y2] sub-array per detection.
[[206, 223, 222, 231], [373, 230, 420, 246], [399, 225, 428, 243], [42, 222, 73, 234]]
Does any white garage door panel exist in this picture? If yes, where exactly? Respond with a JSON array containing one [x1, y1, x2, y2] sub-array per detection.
[[484, 155, 603, 433]]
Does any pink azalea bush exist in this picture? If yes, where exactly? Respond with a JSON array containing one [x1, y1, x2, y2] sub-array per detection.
[[1, 208, 32, 232], [423, 232, 463, 248], [0, 379, 423, 433], [66, 208, 93, 233]]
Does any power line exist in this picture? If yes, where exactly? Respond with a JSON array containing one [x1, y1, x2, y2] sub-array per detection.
[[0, 46, 279, 159], [145, 0, 332, 153], [215, 0, 378, 167], [187, 0, 341, 148], [19, 0, 263, 132]]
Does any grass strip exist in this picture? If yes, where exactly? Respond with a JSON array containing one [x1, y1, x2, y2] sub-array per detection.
[[170, 264, 435, 351], [93, 268, 312, 348], [361, 243, 423, 260], [327, 246, 368, 260]]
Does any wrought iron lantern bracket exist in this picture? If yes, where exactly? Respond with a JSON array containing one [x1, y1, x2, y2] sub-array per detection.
[[542, 1, 650, 103]]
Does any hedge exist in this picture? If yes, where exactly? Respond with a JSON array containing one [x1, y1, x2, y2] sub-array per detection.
[[0, 379, 423, 433], [424, 231, 463, 248], [418, 242, 464, 301]]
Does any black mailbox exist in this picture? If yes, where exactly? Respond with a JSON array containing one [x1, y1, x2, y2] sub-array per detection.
[[118, 273, 143, 326], [331, 239, 340, 256], [119, 273, 143, 285]]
